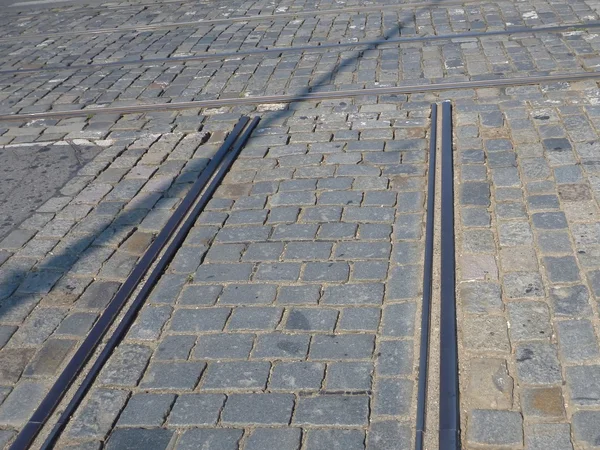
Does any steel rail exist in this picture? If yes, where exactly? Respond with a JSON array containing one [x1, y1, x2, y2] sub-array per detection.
[[438, 100, 459, 450], [0, 70, 598, 122], [415, 103, 437, 450], [0, 0, 499, 44], [9, 116, 253, 450], [1, 21, 597, 75]]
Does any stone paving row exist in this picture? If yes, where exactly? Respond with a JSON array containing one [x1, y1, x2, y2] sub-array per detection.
[[454, 82, 600, 448], [0, 0, 501, 39], [2, 33, 600, 116], [0, 0, 594, 72], [53, 97, 432, 450]]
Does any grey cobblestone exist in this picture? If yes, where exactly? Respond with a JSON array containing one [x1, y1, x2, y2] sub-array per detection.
[[294, 395, 369, 426], [222, 393, 294, 425]]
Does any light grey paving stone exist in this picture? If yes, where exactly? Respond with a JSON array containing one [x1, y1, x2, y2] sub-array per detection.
[[147, 274, 186, 305], [285, 308, 338, 331], [543, 256, 580, 283], [242, 242, 284, 261], [303, 262, 349, 282], [515, 343, 562, 385], [381, 302, 416, 337], [193, 333, 254, 359], [573, 410, 600, 447], [55, 312, 97, 336], [154, 335, 196, 361], [460, 282, 503, 313], [376, 340, 413, 376], [467, 410, 523, 446], [252, 333, 310, 359], [201, 361, 270, 390], [176, 429, 243, 450], [507, 302, 552, 341], [321, 284, 384, 305], [310, 334, 375, 360], [0, 381, 46, 427], [140, 361, 205, 390], [167, 393, 225, 426], [373, 378, 413, 415], [169, 308, 231, 332], [504, 272, 544, 298], [269, 362, 325, 391], [255, 263, 301, 281], [244, 428, 301, 450], [326, 362, 373, 391], [304, 429, 366, 450], [277, 285, 321, 305], [127, 305, 172, 341], [221, 393, 294, 425], [566, 365, 600, 406], [550, 285, 593, 317], [67, 389, 130, 439], [556, 320, 600, 362], [105, 428, 174, 450], [219, 284, 277, 305], [226, 307, 282, 330], [0, 430, 16, 449], [525, 423, 573, 450], [116, 393, 175, 427], [367, 421, 412, 450], [195, 263, 253, 282], [98, 344, 152, 386], [388, 265, 421, 299], [337, 307, 380, 331], [177, 285, 223, 306], [352, 261, 388, 281], [294, 395, 369, 426]]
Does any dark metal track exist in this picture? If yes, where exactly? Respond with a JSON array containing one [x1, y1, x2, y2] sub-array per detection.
[[438, 100, 459, 450], [9, 116, 257, 450], [0, 0, 494, 44], [0, 70, 599, 122], [415, 103, 437, 450], [1, 21, 597, 75]]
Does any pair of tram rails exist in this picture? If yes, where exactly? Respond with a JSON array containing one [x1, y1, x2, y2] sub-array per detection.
[[0, 1, 594, 447]]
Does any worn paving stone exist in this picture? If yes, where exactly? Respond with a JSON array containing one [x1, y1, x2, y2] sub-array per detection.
[[304, 429, 366, 450], [294, 395, 369, 426], [67, 389, 130, 439], [167, 393, 225, 426], [105, 428, 174, 450], [525, 423, 573, 450], [467, 410, 523, 446], [116, 393, 175, 427], [465, 358, 513, 409], [245, 428, 301, 450], [221, 393, 294, 425], [573, 410, 600, 447]]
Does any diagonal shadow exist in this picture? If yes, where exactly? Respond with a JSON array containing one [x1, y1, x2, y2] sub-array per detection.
[[0, 0, 445, 442]]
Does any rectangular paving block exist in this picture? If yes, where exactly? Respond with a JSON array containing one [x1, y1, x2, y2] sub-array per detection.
[[294, 395, 369, 425], [221, 393, 294, 425]]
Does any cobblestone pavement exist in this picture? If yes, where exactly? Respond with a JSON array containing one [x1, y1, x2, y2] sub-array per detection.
[[1, 0, 600, 448]]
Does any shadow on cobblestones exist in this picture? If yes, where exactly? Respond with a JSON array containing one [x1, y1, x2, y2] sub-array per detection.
[[0, 1, 442, 443], [0, 0, 438, 318]]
